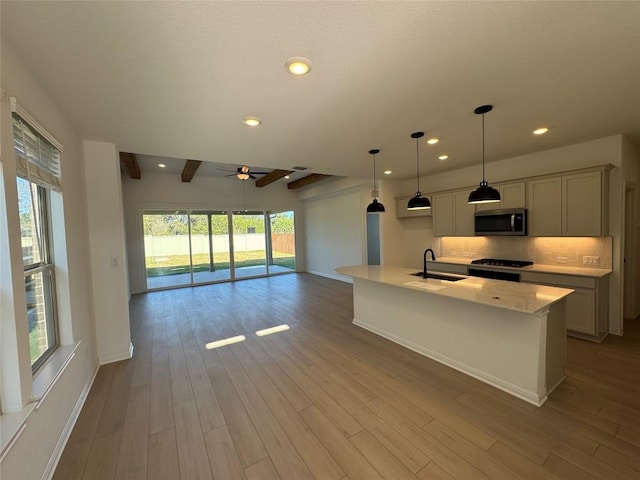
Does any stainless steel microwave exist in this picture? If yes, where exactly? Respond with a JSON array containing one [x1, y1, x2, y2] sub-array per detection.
[[474, 208, 527, 236]]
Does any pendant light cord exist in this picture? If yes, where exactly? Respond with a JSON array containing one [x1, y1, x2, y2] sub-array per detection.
[[415, 138, 420, 192], [372, 152, 377, 191], [481, 112, 486, 182]]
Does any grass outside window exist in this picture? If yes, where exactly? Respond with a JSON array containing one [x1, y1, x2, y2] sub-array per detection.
[[146, 250, 295, 277]]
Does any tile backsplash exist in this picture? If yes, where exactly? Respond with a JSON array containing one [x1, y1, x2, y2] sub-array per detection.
[[439, 236, 612, 269]]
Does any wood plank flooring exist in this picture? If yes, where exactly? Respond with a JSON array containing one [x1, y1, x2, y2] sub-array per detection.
[[54, 273, 640, 480]]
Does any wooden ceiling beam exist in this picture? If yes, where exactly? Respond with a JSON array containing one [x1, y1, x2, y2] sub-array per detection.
[[181, 159, 202, 182], [287, 173, 332, 190], [119, 152, 141, 179], [255, 169, 293, 188]]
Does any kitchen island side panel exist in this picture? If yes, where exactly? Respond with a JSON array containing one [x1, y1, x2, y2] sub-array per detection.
[[351, 278, 563, 406]]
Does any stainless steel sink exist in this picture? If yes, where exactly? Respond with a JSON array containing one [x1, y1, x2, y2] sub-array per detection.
[[410, 272, 465, 282]]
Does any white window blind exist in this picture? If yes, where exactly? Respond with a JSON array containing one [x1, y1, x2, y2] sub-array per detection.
[[11, 98, 62, 192]]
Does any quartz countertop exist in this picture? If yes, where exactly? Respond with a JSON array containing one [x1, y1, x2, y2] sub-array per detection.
[[336, 265, 573, 315], [431, 256, 612, 278]]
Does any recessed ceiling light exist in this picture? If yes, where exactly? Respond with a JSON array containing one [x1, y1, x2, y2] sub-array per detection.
[[285, 57, 312, 75], [284, 175, 290, 179], [532, 127, 549, 135], [242, 117, 262, 126], [383, 170, 392, 175], [427, 138, 439, 145], [158, 163, 166, 168], [438, 155, 449, 161]]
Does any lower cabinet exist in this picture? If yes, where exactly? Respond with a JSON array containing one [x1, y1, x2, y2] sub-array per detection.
[[564, 287, 596, 335], [521, 271, 609, 342]]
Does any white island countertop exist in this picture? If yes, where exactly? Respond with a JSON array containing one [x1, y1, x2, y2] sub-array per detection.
[[336, 265, 573, 315]]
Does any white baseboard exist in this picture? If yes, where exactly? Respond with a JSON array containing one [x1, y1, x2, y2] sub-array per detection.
[[98, 342, 134, 365], [307, 270, 353, 283], [42, 364, 99, 480], [353, 318, 548, 407]]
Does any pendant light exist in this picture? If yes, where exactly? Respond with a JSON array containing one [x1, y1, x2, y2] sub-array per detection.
[[468, 104, 501, 204], [407, 131, 431, 210], [366, 149, 385, 214]]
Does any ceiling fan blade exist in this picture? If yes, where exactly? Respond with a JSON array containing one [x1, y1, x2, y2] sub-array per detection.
[[249, 174, 257, 179], [225, 173, 237, 177], [218, 168, 239, 173], [250, 171, 269, 175]]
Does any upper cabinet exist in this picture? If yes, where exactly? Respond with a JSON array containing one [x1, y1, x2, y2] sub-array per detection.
[[562, 171, 605, 237], [527, 169, 607, 237], [432, 188, 475, 236], [432, 193, 453, 235], [410, 165, 609, 237], [453, 189, 475, 235], [527, 177, 562, 235], [395, 194, 432, 218], [475, 181, 526, 211]]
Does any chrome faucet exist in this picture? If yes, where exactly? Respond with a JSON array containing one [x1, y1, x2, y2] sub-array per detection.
[[423, 248, 436, 278]]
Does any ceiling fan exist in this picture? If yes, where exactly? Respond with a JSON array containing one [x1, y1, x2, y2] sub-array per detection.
[[218, 165, 269, 180]]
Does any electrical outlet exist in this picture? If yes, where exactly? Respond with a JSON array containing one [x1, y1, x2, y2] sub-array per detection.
[[557, 257, 568, 264], [111, 257, 119, 267], [582, 255, 600, 265]]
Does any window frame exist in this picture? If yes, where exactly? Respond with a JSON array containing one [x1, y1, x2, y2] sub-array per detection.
[[19, 179, 60, 373]]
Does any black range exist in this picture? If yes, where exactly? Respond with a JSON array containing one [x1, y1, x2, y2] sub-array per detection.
[[468, 258, 534, 282], [470, 258, 534, 268]]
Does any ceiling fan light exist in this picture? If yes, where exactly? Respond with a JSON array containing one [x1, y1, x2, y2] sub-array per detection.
[[237, 173, 250, 180], [468, 182, 501, 204], [407, 193, 431, 210], [366, 198, 386, 213]]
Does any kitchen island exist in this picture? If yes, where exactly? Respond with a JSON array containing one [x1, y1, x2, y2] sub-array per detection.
[[336, 265, 574, 406]]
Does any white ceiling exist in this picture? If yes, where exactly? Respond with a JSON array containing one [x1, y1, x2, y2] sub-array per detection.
[[2, 1, 639, 182]]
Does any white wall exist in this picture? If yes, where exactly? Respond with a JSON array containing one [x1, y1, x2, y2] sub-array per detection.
[[84, 140, 132, 364], [298, 177, 372, 281], [1, 38, 98, 480], [381, 179, 439, 270], [122, 171, 302, 293]]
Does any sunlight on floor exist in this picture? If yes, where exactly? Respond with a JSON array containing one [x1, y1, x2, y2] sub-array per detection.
[[205, 335, 246, 350], [255, 324, 290, 337], [205, 324, 291, 349]]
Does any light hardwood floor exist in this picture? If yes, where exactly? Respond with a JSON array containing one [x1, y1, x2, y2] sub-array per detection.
[[54, 273, 640, 480]]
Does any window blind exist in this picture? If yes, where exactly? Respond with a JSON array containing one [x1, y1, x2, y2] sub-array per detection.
[[12, 114, 62, 191]]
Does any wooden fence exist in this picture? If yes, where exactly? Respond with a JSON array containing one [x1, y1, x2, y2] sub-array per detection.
[[271, 233, 295, 254]]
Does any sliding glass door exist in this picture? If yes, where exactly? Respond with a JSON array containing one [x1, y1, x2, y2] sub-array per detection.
[[232, 211, 267, 278], [142, 208, 295, 290], [268, 210, 296, 273], [190, 211, 231, 283], [143, 211, 191, 289]]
